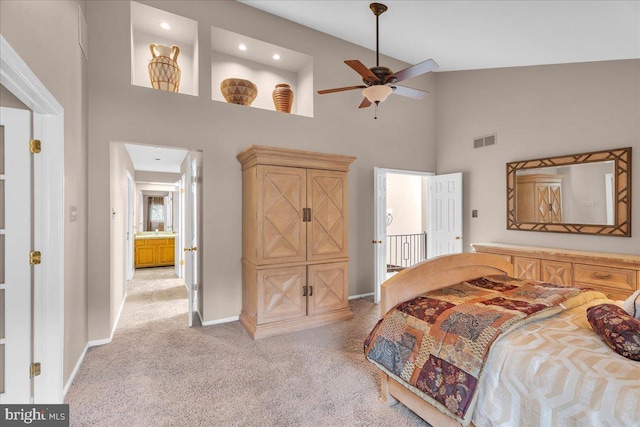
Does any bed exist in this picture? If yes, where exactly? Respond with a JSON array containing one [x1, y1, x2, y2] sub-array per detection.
[[365, 252, 640, 427]]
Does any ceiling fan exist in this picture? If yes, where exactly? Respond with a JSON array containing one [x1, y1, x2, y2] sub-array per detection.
[[317, 2, 439, 119]]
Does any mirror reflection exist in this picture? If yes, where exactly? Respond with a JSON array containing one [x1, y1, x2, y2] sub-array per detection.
[[141, 191, 174, 231], [515, 161, 614, 225]]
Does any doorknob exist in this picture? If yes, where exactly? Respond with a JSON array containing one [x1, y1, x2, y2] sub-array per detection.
[[455, 236, 461, 240], [371, 240, 382, 244], [191, 246, 197, 252], [184, 247, 192, 252]]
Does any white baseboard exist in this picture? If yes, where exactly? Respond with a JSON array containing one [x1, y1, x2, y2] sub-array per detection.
[[201, 315, 239, 326], [63, 343, 88, 398], [348, 292, 374, 300], [87, 291, 128, 348]]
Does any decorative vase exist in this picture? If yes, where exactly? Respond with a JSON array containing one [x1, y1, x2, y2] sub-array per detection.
[[148, 44, 181, 92], [220, 78, 258, 106], [272, 83, 294, 113]]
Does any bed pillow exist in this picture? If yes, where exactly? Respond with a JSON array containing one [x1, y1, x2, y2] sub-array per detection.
[[587, 303, 640, 361], [623, 290, 640, 320]]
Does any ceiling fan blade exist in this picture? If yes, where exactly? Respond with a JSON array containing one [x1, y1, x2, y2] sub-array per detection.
[[344, 60, 378, 83], [317, 85, 367, 95], [391, 85, 429, 99], [386, 59, 439, 83], [358, 97, 372, 108]]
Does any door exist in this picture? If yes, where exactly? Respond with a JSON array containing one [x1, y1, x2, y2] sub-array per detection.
[[184, 155, 197, 326], [174, 180, 182, 277], [0, 107, 32, 403], [307, 262, 348, 316], [126, 173, 134, 281], [373, 168, 387, 304], [427, 172, 463, 258], [257, 165, 307, 264], [307, 169, 348, 261]]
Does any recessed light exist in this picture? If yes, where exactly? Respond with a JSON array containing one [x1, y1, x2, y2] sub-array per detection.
[[155, 158, 161, 161], [159, 22, 171, 30], [272, 54, 281, 60], [238, 44, 247, 51]]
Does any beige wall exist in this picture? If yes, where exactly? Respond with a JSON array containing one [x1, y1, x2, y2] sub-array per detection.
[[0, 85, 29, 109], [136, 171, 181, 183], [386, 174, 424, 236], [87, 0, 436, 336], [435, 59, 640, 255], [0, 1, 89, 383]]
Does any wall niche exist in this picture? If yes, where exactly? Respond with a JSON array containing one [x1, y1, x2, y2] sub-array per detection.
[[211, 26, 314, 117], [130, 1, 199, 96]]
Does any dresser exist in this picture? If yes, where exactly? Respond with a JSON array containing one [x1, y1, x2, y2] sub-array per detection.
[[472, 243, 640, 300], [237, 145, 356, 339]]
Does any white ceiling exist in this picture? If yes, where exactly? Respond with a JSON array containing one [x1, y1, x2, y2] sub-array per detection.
[[124, 144, 188, 173], [239, 1, 640, 72]]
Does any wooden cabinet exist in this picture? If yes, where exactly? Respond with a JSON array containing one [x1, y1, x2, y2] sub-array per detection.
[[473, 243, 640, 300], [516, 174, 563, 223], [238, 145, 356, 339], [134, 237, 175, 268]]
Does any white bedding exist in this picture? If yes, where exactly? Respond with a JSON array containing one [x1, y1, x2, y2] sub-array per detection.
[[473, 299, 640, 427]]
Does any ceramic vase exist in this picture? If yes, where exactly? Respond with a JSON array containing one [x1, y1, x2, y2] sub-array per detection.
[[148, 44, 181, 92], [220, 78, 258, 106], [272, 83, 294, 113]]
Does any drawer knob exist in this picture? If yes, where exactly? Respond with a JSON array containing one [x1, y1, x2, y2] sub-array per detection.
[[593, 272, 612, 279]]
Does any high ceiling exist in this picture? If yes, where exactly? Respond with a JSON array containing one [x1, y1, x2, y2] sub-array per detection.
[[239, 1, 640, 72]]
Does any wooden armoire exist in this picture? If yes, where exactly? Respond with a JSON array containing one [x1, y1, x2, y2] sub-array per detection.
[[237, 145, 356, 339], [516, 174, 563, 223]]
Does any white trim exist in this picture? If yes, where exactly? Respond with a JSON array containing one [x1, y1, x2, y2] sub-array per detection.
[[62, 343, 88, 398], [1, 35, 65, 404], [86, 291, 128, 347], [201, 315, 240, 326], [348, 292, 375, 300]]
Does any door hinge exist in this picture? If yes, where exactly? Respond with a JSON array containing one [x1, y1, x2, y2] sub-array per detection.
[[29, 139, 41, 154], [30, 251, 42, 265], [180, 260, 185, 266], [30, 362, 41, 378]]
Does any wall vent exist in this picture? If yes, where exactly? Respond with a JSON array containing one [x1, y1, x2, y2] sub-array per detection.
[[473, 133, 497, 149]]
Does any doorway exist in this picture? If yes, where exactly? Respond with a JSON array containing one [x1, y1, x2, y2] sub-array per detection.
[[373, 168, 463, 303], [120, 143, 202, 327], [0, 36, 65, 403]]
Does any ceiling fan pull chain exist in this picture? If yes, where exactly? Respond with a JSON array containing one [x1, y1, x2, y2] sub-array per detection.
[[374, 101, 379, 119]]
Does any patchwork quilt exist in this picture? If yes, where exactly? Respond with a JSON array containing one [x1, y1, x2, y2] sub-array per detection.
[[364, 275, 603, 426]]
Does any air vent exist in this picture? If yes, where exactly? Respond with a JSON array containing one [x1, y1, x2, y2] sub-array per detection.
[[473, 133, 497, 149]]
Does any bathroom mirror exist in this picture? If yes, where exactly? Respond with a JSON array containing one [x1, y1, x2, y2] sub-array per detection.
[[506, 147, 631, 236], [141, 191, 173, 231]]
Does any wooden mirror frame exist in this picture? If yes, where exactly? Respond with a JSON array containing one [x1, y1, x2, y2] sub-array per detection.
[[506, 147, 632, 236]]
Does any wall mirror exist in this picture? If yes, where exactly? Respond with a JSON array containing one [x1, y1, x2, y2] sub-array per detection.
[[506, 147, 631, 236], [140, 191, 174, 232]]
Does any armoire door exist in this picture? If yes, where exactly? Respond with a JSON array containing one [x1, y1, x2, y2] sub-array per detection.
[[257, 165, 307, 264], [307, 262, 348, 316], [307, 169, 348, 261], [257, 266, 307, 324]]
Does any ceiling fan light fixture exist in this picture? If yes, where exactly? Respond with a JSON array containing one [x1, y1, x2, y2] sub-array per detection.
[[362, 85, 393, 103]]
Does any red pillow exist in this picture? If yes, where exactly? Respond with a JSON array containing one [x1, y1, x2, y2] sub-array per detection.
[[587, 304, 640, 361]]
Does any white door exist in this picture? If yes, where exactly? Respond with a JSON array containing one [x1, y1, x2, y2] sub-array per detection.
[[427, 173, 463, 257], [373, 168, 387, 304], [0, 107, 32, 403], [183, 155, 199, 326], [174, 180, 182, 277], [126, 173, 134, 281]]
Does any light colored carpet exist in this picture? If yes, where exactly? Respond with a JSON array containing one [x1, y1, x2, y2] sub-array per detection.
[[65, 267, 429, 426]]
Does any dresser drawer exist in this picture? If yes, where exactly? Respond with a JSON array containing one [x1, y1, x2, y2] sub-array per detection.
[[574, 264, 636, 295]]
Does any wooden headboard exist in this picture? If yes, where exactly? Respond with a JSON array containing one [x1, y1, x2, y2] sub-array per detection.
[[380, 252, 514, 314]]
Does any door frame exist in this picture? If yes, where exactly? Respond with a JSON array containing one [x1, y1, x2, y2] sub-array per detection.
[[373, 167, 434, 304], [1, 35, 64, 402]]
